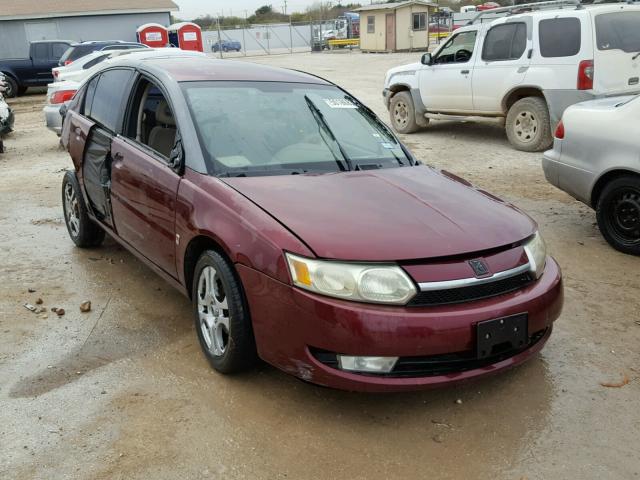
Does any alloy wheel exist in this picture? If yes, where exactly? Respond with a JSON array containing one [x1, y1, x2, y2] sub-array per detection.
[[197, 266, 230, 357], [63, 182, 80, 238]]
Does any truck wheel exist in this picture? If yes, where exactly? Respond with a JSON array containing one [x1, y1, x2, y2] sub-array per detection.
[[192, 250, 257, 373], [505, 97, 552, 152], [2, 75, 18, 98], [62, 171, 105, 248], [390, 91, 420, 134], [596, 175, 640, 255]]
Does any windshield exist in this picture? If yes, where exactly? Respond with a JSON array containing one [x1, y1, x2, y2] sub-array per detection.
[[595, 12, 640, 53], [182, 81, 412, 176]]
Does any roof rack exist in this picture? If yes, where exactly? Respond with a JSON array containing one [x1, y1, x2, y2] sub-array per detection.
[[467, 0, 581, 24]]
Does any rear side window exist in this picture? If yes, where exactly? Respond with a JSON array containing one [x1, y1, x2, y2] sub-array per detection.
[[539, 17, 580, 57], [83, 54, 110, 70], [482, 23, 527, 61], [595, 12, 640, 53], [32, 43, 48, 59], [83, 75, 100, 117], [87, 69, 134, 132]]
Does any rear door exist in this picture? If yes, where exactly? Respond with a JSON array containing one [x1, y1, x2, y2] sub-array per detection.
[[472, 19, 531, 113], [110, 78, 182, 276], [593, 9, 640, 95]]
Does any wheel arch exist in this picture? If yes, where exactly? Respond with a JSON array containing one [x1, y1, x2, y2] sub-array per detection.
[[502, 86, 546, 114], [591, 169, 640, 209], [183, 234, 235, 300]]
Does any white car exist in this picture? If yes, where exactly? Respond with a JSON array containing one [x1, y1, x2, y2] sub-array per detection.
[[44, 48, 206, 135], [543, 94, 640, 255], [383, 1, 640, 151]]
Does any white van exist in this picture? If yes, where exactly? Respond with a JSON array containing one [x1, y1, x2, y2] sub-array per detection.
[[383, 1, 640, 151]]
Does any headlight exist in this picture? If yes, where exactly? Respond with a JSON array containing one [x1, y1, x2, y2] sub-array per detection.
[[523, 231, 547, 279], [285, 253, 417, 305]]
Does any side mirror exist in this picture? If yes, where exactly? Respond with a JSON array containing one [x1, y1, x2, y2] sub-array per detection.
[[169, 136, 185, 175], [421, 53, 432, 65]]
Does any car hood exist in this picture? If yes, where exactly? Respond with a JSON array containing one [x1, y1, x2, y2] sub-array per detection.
[[384, 62, 421, 86], [222, 166, 535, 261]]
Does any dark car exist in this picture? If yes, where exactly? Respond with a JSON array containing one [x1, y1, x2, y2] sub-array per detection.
[[211, 39, 242, 52], [58, 41, 149, 66], [0, 40, 72, 97], [60, 54, 562, 392]]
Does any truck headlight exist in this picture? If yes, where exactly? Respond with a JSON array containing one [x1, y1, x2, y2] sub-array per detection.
[[524, 231, 547, 279], [285, 253, 417, 305]]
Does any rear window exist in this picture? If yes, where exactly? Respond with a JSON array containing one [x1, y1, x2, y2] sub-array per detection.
[[87, 69, 134, 132], [482, 23, 527, 61], [68, 45, 101, 62], [32, 43, 48, 60], [539, 17, 581, 57], [595, 12, 640, 53], [52, 43, 68, 59]]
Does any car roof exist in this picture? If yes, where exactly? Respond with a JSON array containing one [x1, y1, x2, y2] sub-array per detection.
[[108, 55, 332, 85]]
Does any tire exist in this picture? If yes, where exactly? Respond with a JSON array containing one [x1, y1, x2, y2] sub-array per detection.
[[192, 250, 257, 373], [222, 47, 228, 53], [389, 91, 420, 134], [505, 96, 552, 152], [2, 75, 18, 98], [596, 175, 640, 255], [61, 171, 105, 248]]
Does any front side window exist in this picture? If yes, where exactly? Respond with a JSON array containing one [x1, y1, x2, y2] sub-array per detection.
[[124, 79, 177, 159], [595, 12, 640, 53], [413, 13, 427, 31], [367, 16, 375, 33], [182, 81, 411, 177], [482, 23, 527, 61], [539, 17, 580, 57], [434, 31, 477, 64], [87, 69, 134, 132]]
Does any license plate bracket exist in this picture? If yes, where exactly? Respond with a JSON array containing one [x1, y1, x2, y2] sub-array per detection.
[[476, 314, 528, 359]]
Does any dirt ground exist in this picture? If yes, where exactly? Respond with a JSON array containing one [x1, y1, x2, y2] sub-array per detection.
[[1, 51, 639, 480]]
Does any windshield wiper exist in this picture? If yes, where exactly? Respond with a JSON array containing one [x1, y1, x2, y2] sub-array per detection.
[[633, 51, 640, 60], [304, 95, 352, 171]]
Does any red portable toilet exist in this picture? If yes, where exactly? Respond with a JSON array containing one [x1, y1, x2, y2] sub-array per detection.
[[168, 22, 203, 52], [136, 23, 169, 48]]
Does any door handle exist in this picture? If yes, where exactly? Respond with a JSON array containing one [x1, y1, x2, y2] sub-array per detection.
[[74, 127, 81, 135], [461, 70, 470, 75], [113, 152, 124, 161]]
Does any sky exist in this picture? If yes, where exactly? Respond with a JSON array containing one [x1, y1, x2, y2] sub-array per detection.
[[173, 0, 320, 19]]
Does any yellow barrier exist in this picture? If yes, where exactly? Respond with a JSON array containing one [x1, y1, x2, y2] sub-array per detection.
[[327, 38, 360, 48]]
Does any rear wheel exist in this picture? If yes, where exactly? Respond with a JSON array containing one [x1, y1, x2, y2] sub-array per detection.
[[505, 96, 552, 152], [389, 91, 421, 134], [62, 171, 105, 247], [2, 75, 18, 98], [193, 250, 257, 373], [596, 176, 640, 255]]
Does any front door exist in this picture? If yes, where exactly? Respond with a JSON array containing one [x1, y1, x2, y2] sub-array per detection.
[[110, 80, 181, 276], [386, 14, 396, 51], [419, 29, 478, 112]]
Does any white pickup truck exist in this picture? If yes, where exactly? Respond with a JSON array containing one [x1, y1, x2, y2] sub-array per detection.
[[383, 1, 640, 151]]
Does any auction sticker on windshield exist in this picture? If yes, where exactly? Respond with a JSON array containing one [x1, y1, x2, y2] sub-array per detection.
[[324, 98, 357, 109]]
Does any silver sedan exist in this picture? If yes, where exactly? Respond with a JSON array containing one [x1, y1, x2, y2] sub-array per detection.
[[543, 95, 640, 255]]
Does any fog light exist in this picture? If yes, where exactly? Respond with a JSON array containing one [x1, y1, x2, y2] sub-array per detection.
[[338, 355, 398, 373]]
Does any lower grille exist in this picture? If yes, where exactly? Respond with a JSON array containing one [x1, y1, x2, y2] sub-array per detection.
[[310, 329, 547, 378], [408, 272, 534, 307]]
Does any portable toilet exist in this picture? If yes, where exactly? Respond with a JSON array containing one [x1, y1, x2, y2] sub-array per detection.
[[136, 23, 169, 48], [168, 22, 203, 52]]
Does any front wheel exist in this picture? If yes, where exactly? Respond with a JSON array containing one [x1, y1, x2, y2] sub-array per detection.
[[389, 91, 421, 134], [596, 176, 640, 255], [62, 171, 105, 247], [2, 75, 18, 98], [193, 250, 257, 373], [505, 97, 552, 152]]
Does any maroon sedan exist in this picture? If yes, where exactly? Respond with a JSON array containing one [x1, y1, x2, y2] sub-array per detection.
[[60, 54, 562, 392]]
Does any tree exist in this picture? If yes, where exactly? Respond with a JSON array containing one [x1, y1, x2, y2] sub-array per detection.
[[255, 5, 273, 15]]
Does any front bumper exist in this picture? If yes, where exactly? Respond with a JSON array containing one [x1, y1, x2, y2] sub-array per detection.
[[43, 104, 63, 135], [238, 257, 563, 392]]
